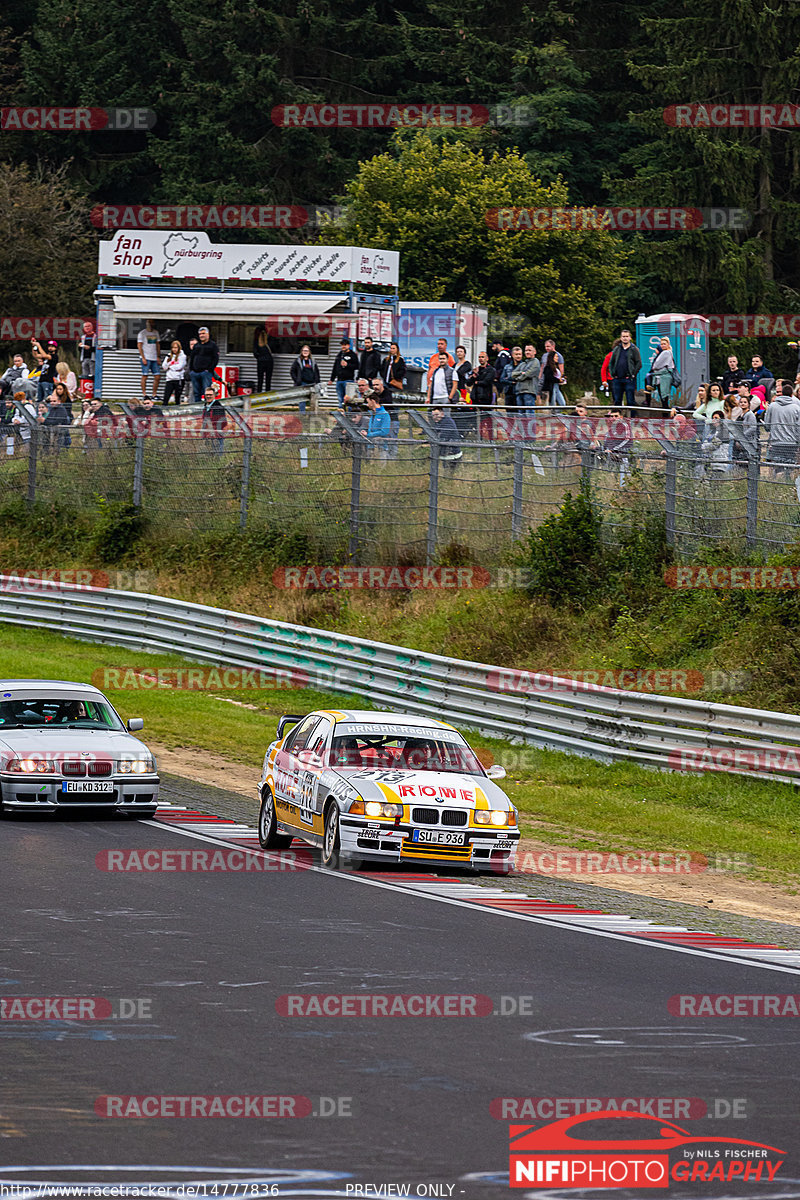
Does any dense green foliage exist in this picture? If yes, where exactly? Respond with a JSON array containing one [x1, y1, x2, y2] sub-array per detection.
[[2, 0, 798, 369]]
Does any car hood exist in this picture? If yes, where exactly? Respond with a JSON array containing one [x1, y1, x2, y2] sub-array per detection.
[[327, 768, 511, 808], [0, 729, 152, 761]]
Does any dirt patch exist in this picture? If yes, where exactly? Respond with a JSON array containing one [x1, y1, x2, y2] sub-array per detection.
[[150, 741, 800, 927]]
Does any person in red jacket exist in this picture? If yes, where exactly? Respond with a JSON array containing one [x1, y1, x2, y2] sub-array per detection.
[[600, 338, 619, 397]]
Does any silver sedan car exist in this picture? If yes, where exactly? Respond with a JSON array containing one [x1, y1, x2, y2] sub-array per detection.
[[0, 679, 159, 817]]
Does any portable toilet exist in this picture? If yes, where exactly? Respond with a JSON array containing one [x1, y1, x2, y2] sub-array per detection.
[[635, 313, 709, 402]]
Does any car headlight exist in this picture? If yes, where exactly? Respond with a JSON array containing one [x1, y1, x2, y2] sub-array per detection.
[[8, 758, 56, 774], [475, 809, 510, 826], [118, 756, 155, 774], [351, 799, 403, 819]]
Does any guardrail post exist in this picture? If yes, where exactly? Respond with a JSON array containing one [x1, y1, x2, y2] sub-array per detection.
[[511, 444, 524, 539], [133, 435, 144, 507]]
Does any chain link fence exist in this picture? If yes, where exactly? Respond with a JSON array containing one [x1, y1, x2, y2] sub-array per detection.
[[2, 404, 800, 563]]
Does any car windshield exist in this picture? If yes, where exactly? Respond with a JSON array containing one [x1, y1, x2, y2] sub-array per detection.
[[0, 697, 124, 730], [330, 732, 484, 774]]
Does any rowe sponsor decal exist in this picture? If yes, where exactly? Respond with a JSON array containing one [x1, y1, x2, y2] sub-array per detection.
[[509, 1112, 785, 1188]]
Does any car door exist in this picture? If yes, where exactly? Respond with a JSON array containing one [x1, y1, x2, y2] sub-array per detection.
[[293, 716, 333, 830], [273, 714, 321, 828]]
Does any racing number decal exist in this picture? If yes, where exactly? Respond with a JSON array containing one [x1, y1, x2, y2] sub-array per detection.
[[298, 769, 316, 826]]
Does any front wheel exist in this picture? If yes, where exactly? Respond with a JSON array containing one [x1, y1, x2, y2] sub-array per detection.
[[321, 802, 342, 868], [258, 788, 293, 849]]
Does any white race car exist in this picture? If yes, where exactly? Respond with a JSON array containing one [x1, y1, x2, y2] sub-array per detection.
[[257, 709, 519, 871], [0, 679, 159, 817]]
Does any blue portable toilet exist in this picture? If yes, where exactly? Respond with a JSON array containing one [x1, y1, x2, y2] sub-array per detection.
[[635, 313, 709, 403]]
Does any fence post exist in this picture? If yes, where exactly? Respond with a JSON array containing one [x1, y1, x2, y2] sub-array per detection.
[[664, 453, 677, 548], [27, 427, 38, 507], [746, 453, 759, 551], [511, 443, 524, 539], [240, 431, 252, 529], [133, 435, 144, 507], [349, 437, 363, 564], [427, 440, 439, 565]]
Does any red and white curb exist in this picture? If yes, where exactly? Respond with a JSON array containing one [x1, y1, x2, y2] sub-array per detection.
[[152, 805, 800, 973]]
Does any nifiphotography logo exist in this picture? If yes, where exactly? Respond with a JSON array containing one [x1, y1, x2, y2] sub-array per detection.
[[508, 1110, 785, 1188]]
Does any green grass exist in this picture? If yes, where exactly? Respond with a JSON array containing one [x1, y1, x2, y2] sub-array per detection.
[[2, 624, 799, 888]]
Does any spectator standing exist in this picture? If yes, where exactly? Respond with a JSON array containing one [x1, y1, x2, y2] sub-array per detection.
[[11, 391, 36, 446], [450, 345, 472, 401], [601, 408, 632, 485], [609, 328, 643, 413], [162, 340, 187, 406], [427, 352, 454, 405], [425, 338, 454, 388], [290, 343, 320, 414], [84, 397, 114, 448], [722, 354, 744, 396], [189, 326, 220, 405], [371, 376, 399, 448], [31, 338, 58, 403], [745, 354, 774, 396], [78, 321, 96, 380], [202, 385, 228, 455], [540, 338, 566, 406], [253, 327, 274, 393], [600, 340, 618, 398], [430, 405, 463, 470], [467, 350, 496, 439], [380, 341, 406, 397], [541, 346, 565, 407], [764, 381, 800, 472], [501, 346, 523, 408], [511, 343, 541, 410], [42, 392, 71, 451], [137, 319, 161, 399], [56, 362, 78, 401], [647, 336, 675, 408], [330, 337, 359, 406], [361, 392, 391, 460], [491, 340, 512, 404], [50, 380, 74, 420], [358, 336, 381, 383]]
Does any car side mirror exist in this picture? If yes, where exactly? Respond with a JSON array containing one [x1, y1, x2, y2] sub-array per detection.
[[485, 763, 506, 779], [127, 718, 144, 731]]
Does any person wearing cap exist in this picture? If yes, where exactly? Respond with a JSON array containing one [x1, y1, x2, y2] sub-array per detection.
[[330, 336, 359, 407], [188, 326, 219, 405], [137, 318, 161, 399], [31, 338, 58, 403]]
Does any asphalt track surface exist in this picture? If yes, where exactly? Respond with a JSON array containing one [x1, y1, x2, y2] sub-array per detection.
[[2, 780, 800, 1199]]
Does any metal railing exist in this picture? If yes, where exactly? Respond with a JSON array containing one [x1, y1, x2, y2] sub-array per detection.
[[0, 577, 797, 785]]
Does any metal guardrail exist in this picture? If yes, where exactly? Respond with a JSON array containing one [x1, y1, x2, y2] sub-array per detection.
[[0, 577, 796, 786]]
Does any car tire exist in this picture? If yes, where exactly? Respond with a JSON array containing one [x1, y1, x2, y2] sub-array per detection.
[[321, 802, 342, 868], [258, 787, 293, 850]]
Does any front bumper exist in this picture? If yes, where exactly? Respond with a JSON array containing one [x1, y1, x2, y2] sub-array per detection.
[[0, 775, 160, 812], [340, 814, 519, 866]]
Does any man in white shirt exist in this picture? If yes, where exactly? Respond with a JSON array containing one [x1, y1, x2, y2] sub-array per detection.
[[427, 352, 454, 405], [137, 319, 161, 398]]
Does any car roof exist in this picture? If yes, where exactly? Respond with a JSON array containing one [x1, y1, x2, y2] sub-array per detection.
[[322, 710, 456, 731], [0, 679, 106, 696]]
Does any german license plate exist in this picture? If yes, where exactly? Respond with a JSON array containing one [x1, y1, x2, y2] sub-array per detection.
[[62, 781, 114, 793], [411, 829, 466, 846]]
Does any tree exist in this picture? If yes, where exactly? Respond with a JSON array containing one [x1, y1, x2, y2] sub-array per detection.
[[328, 131, 631, 377], [0, 162, 97, 317]]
